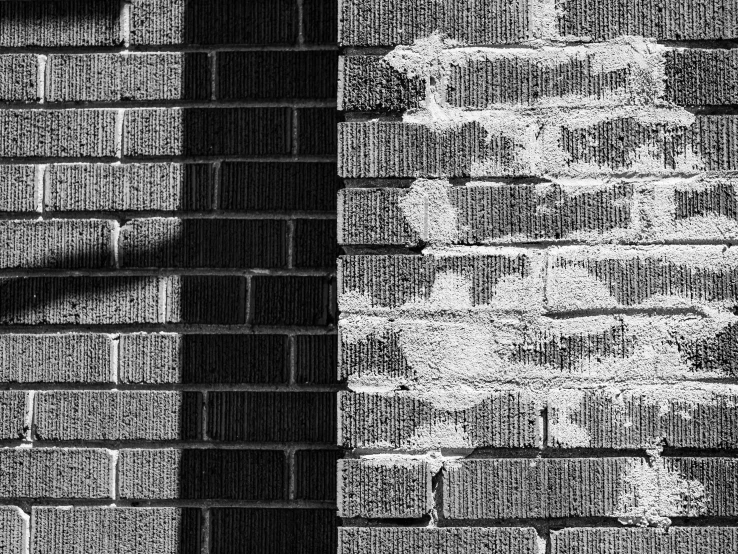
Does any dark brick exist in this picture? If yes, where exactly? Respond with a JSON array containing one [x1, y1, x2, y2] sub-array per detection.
[[251, 276, 333, 326], [167, 276, 246, 324], [666, 49, 738, 106], [210, 509, 337, 554], [294, 334, 338, 384], [294, 449, 342, 501], [303, 0, 337, 44], [218, 52, 337, 100], [219, 162, 339, 212], [297, 108, 337, 155], [293, 219, 336, 268], [207, 392, 336, 443]]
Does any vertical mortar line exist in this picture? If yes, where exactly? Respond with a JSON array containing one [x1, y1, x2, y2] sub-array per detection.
[[291, 108, 299, 157], [36, 55, 46, 104], [114, 109, 125, 160], [296, 0, 305, 47], [34, 165, 46, 216], [110, 334, 120, 384], [111, 219, 121, 269], [201, 390, 209, 441], [201, 507, 210, 554], [23, 391, 34, 443], [209, 51, 217, 102], [288, 334, 297, 385], [109, 448, 119, 503], [158, 274, 169, 323], [287, 446, 296, 500], [120, 0, 131, 48], [286, 219, 295, 269], [243, 275, 252, 325], [212, 160, 222, 211]]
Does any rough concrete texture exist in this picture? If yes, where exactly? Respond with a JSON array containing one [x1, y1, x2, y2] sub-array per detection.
[[339, 527, 539, 554], [0, 506, 26, 554], [0, 448, 112, 499], [550, 527, 738, 554], [338, 458, 433, 518], [31, 507, 197, 554], [33, 391, 200, 441]]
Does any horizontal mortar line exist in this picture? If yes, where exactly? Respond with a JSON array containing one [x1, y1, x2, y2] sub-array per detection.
[[339, 238, 738, 249], [543, 306, 707, 318], [0, 100, 338, 110], [0, 325, 337, 334], [0, 498, 336, 508], [0, 268, 336, 277], [2, 383, 344, 392], [0, 212, 338, 220], [340, 107, 738, 119], [0, 441, 341, 450], [432, 516, 738, 529], [0, 156, 337, 164], [0, 45, 338, 55]]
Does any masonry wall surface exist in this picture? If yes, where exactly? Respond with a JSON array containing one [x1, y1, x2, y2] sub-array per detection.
[[0, 1, 338, 552], [338, 0, 738, 552]]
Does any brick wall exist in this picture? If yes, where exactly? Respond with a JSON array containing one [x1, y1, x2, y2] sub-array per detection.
[[0, 0, 338, 552], [338, 1, 738, 552]]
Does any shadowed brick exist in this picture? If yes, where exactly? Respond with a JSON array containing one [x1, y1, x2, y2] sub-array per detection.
[[118, 449, 286, 500], [119, 333, 289, 384], [293, 219, 336, 268], [551, 528, 738, 554], [0, 334, 110, 383], [45, 163, 215, 212], [31, 507, 201, 554], [251, 276, 333, 326], [294, 334, 338, 384], [294, 449, 342, 500], [210, 508, 337, 554], [219, 162, 339, 212], [297, 108, 337, 155], [123, 108, 292, 157], [0, 220, 113, 269], [164, 276, 246, 324], [46, 53, 210, 102], [0, 1, 120, 47], [0, 449, 112, 499], [0, 110, 116, 158], [207, 392, 335, 443], [338, 458, 433, 518], [303, 0, 337, 44], [34, 391, 201, 441], [119, 218, 287, 268], [340, 391, 540, 449], [339, 527, 539, 554]]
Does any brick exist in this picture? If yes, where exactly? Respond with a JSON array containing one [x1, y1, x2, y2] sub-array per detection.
[[0, 448, 111, 499], [0, 166, 35, 213], [558, 0, 738, 40], [46, 163, 215, 212], [0, 506, 26, 554], [340, 391, 540, 449], [297, 108, 337, 155], [338, 188, 420, 246], [118, 449, 286, 500], [0, 220, 112, 269], [339, 56, 424, 112], [303, 0, 337, 44], [164, 276, 246, 324], [548, 386, 738, 449], [34, 391, 201, 441], [207, 392, 335, 443], [219, 162, 339, 212], [443, 457, 738, 519], [250, 276, 333, 326], [31, 507, 200, 554], [119, 333, 289, 384], [46, 53, 210, 102], [0, 1, 120, 47], [339, 527, 539, 554], [339, 182, 635, 245], [0, 110, 116, 158], [551, 527, 738, 554], [546, 245, 738, 312], [293, 219, 336, 268], [666, 49, 738, 106], [0, 276, 163, 325], [339, 313, 738, 386], [0, 334, 110, 383], [119, 218, 287, 268], [130, 0, 298, 46], [218, 52, 337, 100], [0, 392, 26, 440], [123, 108, 292, 157], [338, 458, 432, 518], [0, 55, 37, 102], [294, 449, 342, 501], [210, 508, 337, 554], [339, 252, 541, 311], [294, 334, 338, 384], [339, 0, 528, 46]]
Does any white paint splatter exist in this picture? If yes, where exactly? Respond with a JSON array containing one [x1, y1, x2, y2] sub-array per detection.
[[397, 179, 459, 243]]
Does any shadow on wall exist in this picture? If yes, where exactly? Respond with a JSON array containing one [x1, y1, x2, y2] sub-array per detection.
[[0, 0, 339, 552]]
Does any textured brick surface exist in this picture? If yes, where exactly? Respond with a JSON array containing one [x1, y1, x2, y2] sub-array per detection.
[[0, 449, 112, 499], [251, 276, 333, 325], [119, 333, 290, 384], [0, 165, 36, 213], [34, 391, 200, 441], [339, 527, 539, 554], [46, 53, 210, 102], [0, 506, 26, 554], [31, 507, 200, 554], [294, 334, 338, 384], [0, 55, 38, 102], [338, 188, 420, 246], [118, 449, 286, 500], [0, 392, 26, 440], [295, 449, 343, 500], [550, 527, 738, 554], [338, 458, 433, 518], [340, 391, 540, 449], [45, 163, 215, 212]]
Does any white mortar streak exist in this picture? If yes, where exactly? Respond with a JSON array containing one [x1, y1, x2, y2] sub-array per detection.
[[17, 506, 30, 554], [114, 109, 125, 160], [110, 334, 120, 384], [108, 449, 119, 501], [23, 392, 34, 443], [36, 55, 46, 103], [34, 164, 46, 215], [119, 1, 131, 48]]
